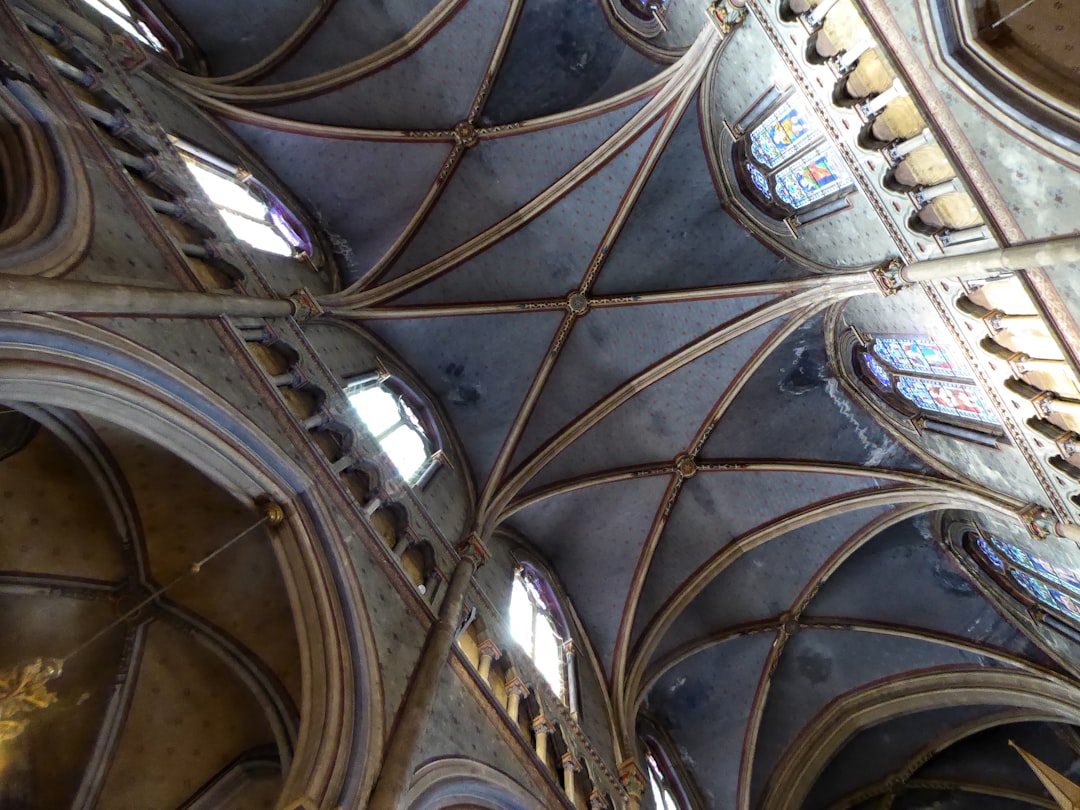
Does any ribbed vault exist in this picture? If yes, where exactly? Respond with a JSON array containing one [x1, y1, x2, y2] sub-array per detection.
[[98, 0, 1080, 807]]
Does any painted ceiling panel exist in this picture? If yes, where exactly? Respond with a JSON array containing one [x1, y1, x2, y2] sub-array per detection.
[[635, 470, 893, 636], [165, 0, 315, 76], [262, 0, 507, 129], [750, 630, 996, 806], [648, 506, 893, 666], [804, 704, 1016, 809], [367, 310, 563, 487], [648, 0, 707, 54], [262, 0, 443, 83], [644, 633, 776, 810], [701, 315, 928, 470], [228, 124, 451, 281], [509, 295, 774, 469], [508, 474, 675, 676], [389, 108, 656, 291], [804, 516, 1046, 661], [522, 320, 781, 492], [480, 0, 664, 125], [592, 104, 804, 295]]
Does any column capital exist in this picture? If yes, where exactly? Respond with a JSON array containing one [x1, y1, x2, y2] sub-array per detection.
[[478, 639, 502, 660], [457, 533, 489, 566], [562, 752, 582, 772], [870, 257, 905, 296], [505, 678, 530, 699], [288, 288, 326, 321], [1020, 503, 1055, 542], [709, 0, 748, 36], [531, 714, 556, 736], [618, 759, 646, 799], [589, 789, 610, 810], [562, 638, 576, 655]]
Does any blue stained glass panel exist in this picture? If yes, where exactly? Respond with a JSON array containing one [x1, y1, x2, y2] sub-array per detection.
[[1013, 569, 1055, 604], [976, 537, 1004, 568], [774, 145, 853, 211], [998, 541, 1033, 568], [746, 162, 771, 199], [894, 376, 999, 425], [864, 353, 892, 389], [1049, 587, 1080, 621], [749, 98, 815, 169], [872, 336, 961, 378]]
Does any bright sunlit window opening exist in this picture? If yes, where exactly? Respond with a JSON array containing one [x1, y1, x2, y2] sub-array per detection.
[[347, 380, 434, 483], [79, 0, 166, 52], [509, 568, 566, 700], [173, 140, 311, 259], [645, 746, 686, 810]]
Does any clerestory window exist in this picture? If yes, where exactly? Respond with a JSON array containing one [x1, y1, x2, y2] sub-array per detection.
[[509, 565, 568, 701], [733, 90, 855, 221], [76, 0, 176, 57], [968, 530, 1080, 624], [346, 376, 440, 486], [645, 739, 688, 810], [172, 138, 316, 261], [854, 333, 1001, 435]]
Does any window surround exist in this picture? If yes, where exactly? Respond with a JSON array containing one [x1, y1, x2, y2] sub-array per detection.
[[642, 735, 692, 810], [731, 85, 856, 224], [170, 136, 321, 265], [75, 0, 189, 66], [508, 562, 578, 712], [850, 329, 1004, 444], [345, 371, 443, 489]]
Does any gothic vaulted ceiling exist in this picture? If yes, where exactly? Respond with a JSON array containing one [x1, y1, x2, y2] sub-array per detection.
[[135, 0, 1080, 806]]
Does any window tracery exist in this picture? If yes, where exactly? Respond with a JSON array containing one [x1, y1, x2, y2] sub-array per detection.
[[734, 90, 854, 221], [172, 138, 316, 261], [346, 376, 440, 486], [854, 333, 1001, 431], [969, 531, 1080, 624], [76, 0, 180, 59], [509, 566, 568, 702]]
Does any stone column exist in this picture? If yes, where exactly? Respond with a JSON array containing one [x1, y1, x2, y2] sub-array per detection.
[[619, 759, 646, 810], [366, 537, 487, 810], [564, 639, 581, 719], [562, 753, 583, 807], [532, 715, 556, 765], [477, 639, 501, 683], [908, 236, 1080, 284], [505, 678, 529, 721], [0, 273, 305, 318]]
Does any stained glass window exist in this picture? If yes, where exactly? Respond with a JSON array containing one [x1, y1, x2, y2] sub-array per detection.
[[749, 97, 816, 169], [858, 334, 1001, 430], [974, 534, 1080, 624], [746, 163, 771, 199], [872, 336, 960, 378], [865, 354, 892, 388], [346, 378, 437, 483], [894, 376, 998, 424], [509, 568, 566, 700], [774, 144, 853, 211]]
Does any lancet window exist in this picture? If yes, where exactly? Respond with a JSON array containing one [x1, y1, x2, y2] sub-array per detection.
[[76, 0, 177, 57], [734, 90, 854, 221], [645, 738, 688, 810], [346, 375, 440, 486], [172, 138, 316, 261], [855, 333, 1001, 433], [969, 532, 1080, 624], [509, 565, 568, 702]]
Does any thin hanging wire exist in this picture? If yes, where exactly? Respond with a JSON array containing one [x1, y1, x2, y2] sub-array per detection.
[[62, 513, 271, 665]]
